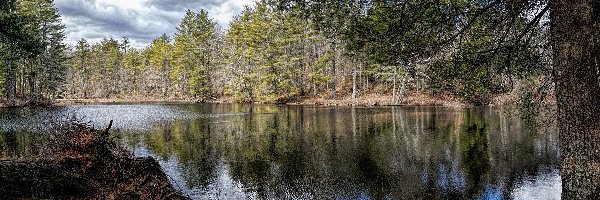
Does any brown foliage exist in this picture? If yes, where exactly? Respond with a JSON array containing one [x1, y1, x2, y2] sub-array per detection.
[[0, 121, 190, 199]]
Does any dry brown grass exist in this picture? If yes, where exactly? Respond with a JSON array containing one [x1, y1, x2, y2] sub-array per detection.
[[54, 91, 556, 108], [287, 92, 468, 107]]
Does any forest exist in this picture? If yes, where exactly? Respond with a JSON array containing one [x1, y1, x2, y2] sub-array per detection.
[[1, 0, 553, 106]]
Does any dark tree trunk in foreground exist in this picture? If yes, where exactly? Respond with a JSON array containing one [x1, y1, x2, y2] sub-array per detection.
[[550, 0, 600, 199]]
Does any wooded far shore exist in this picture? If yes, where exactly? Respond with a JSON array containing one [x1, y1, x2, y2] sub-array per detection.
[[1, 92, 553, 108]]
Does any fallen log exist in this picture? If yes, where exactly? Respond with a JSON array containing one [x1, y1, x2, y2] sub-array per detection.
[[0, 120, 189, 199]]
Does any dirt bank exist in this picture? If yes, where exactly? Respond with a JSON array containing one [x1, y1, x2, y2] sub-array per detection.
[[54, 93, 471, 107], [0, 95, 54, 108], [54, 98, 197, 105], [286, 93, 469, 107]]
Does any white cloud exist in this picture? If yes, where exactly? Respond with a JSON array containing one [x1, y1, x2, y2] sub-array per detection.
[[208, 0, 251, 29], [55, 0, 255, 48]]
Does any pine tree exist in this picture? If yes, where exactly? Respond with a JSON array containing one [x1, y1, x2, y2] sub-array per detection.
[[18, 0, 67, 97], [69, 38, 91, 98], [225, 1, 313, 102], [0, 0, 65, 105], [0, 0, 43, 106], [173, 9, 218, 100], [146, 34, 173, 97]]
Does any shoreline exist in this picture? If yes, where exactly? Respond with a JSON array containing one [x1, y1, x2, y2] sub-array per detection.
[[2, 92, 535, 108], [54, 98, 199, 105], [286, 93, 470, 107], [53, 93, 474, 107]]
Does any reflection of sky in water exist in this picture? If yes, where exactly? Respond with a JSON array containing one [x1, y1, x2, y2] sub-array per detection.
[[478, 185, 503, 200], [437, 163, 466, 195], [0, 104, 561, 199], [512, 168, 561, 200], [0, 105, 195, 131], [60, 105, 247, 131], [131, 146, 252, 199]]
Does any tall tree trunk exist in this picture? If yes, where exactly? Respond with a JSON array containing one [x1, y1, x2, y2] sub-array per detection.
[[29, 72, 35, 96], [352, 60, 357, 99], [312, 41, 318, 97], [20, 66, 25, 97], [550, 0, 600, 199], [6, 45, 16, 107], [392, 65, 398, 104], [331, 45, 337, 99]]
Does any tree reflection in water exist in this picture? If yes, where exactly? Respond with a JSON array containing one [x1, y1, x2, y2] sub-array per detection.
[[460, 111, 490, 198], [0, 104, 560, 199]]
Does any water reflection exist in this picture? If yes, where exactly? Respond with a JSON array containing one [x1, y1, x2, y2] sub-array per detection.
[[0, 104, 560, 199]]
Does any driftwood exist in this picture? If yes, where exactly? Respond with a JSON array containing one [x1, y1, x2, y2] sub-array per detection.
[[0, 120, 189, 199]]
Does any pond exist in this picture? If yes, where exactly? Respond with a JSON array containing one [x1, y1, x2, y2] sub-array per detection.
[[0, 104, 560, 199]]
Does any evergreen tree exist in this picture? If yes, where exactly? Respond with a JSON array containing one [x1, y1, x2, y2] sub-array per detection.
[[225, 1, 313, 102], [68, 38, 91, 98], [173, 9, 218, 99], [17, 0, 66, 97], [1, 0, 65, 105], [146, 34, 173, 97]]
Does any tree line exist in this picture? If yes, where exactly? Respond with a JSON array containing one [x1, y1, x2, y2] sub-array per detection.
[[62, 3, 346, 103], [1, 0, 551, 105], [61, 0, 550, 105]]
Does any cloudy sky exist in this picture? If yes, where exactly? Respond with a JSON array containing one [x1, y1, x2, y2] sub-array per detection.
[[55, 0, 254, 48]]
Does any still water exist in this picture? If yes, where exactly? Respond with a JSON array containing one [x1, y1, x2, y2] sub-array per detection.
[[0, 104, 560, 199]]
